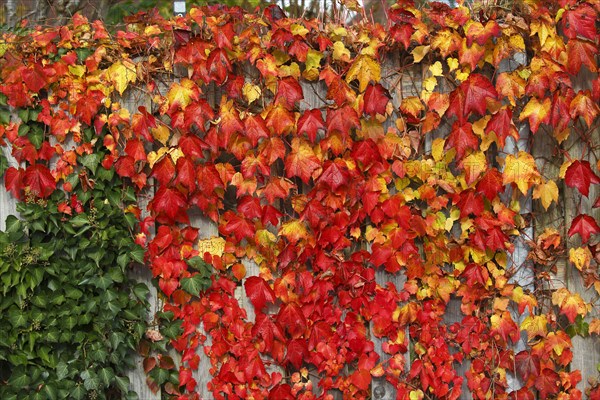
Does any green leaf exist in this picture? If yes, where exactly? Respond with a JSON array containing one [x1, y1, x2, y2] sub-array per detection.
[[98, 367, 115, 387], [187, 256, 211, 273], [42, 383, 58, 400], [130, 246, 145, 264], [56, 361, 69, 380], [180, 274, 211, 296], [70, 214, 89, 228], [115, 375, 130, 393], [0, 152, 8, 177], [0, 108, 9, 124], [132, 283, 149, 301], [4, 215, 22, 234], [8, 310, 27, 328], [28, 124, 44, 149], [70, 384, 86, 400], [8, 368, 30, 387], [80, 153, 103, 176], [17, 108, 30, 123], [81, 370, 99, 390]]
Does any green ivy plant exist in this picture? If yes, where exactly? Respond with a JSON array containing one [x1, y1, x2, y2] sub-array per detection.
[[0, 153, 150, 400]]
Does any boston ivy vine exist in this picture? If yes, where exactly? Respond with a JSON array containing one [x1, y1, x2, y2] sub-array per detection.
[[0, 0, 599, 399]]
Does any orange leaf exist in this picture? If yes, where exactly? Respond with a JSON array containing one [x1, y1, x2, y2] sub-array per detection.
[[503, 151, 540, 194], [519, 97, 551, 133]]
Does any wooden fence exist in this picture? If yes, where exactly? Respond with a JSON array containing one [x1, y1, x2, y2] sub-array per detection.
[[1, 57, 599, 400]]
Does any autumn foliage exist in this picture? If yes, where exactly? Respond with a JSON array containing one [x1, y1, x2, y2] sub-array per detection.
[[1, 0, 600, 399]]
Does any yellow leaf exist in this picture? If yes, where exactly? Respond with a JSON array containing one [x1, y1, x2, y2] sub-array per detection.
[[409, 390, 424, 400], [151, 125, 170, 146], [559, 160, 574, 179], [447, 57, 459, 72], [290, 23, 309, 37], [423, 77, 437, 92], [107, 60, 136, 95], [411, 45, 430, 63], [197, 236, 226, 257], [333, 41, 351, 62], [346, 55, 381, 93], [432, 138, 445, 162], [279, 220, 309, 244], [331, 26, 348, 39], [429, 61, 443, 77], [166, 78, 198, 110], [589, 318, 600, 335], [455, 67, 470, 82], [305, 49, 323, 71], [69, 65, 86, 78], [509, 34, 525, 51], [569, 247, 592, 271], [503, 151, 540, 195], [460, 151, 487, 186], [167, 149, 182, 166], [147, 147, 168, 168], [242, 82, 262, 104], [519, 97, 551, 133], [532, 180, 559, 210], [520, 315, 547, 341]]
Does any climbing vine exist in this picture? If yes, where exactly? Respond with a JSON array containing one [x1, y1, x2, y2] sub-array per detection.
[[1, 0, 600, 399], [0, 115, 150, 400]]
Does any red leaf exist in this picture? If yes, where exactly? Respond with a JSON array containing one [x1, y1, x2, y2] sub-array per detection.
[[158, 277, 179, 297], [317, 159, 350, 191], [174, 157, 196, 192], [275, 77, 304, 109], [565, 160, 600, 197], [269, 384, 295, 400], [244, 276, 276, 311], [131, 106, 157, 142], [568, 214, 600, 243], [363, 84, 390, 116], [252, 313, 285, 354], [183, 99, 215, 132], [462, 263, 489, 287], [266, 104, 296, 135], [350, 369, 372, 391], [276, 303, 307, 339], [515, 351, 540, 386], [243, 114, 270, 147], [566, 39, 597, 75], [207, 48, 231, 84], [220, 211, 256, 242], [476, 168, 502, 200], [179, 135, 207, 161], [22, 63, 50, 93], [284, 339, 308, 369], [456, 190, 484, 218], [446, 121, 478, 159], [326, 106, 360, 136], [561, 4, 596, 41], [285, 138, 322, 184], [297, 109, 325, 143], [486, 107, 518, 148], [125, 139, 147, 162], [148, 186, 189, 224], [534, 368, 560, 399], [23, 164, 56, 198], [150, 157, 175, 186], [448, 73, 498, 121], [4, 167, 24, 199], [238, 195, 262, 220]]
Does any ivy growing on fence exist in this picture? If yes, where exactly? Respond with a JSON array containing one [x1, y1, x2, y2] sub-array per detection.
[[0, 0, 600, 399]]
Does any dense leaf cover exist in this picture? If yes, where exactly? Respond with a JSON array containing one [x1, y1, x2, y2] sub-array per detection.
[[1, 0, 600, 399]]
